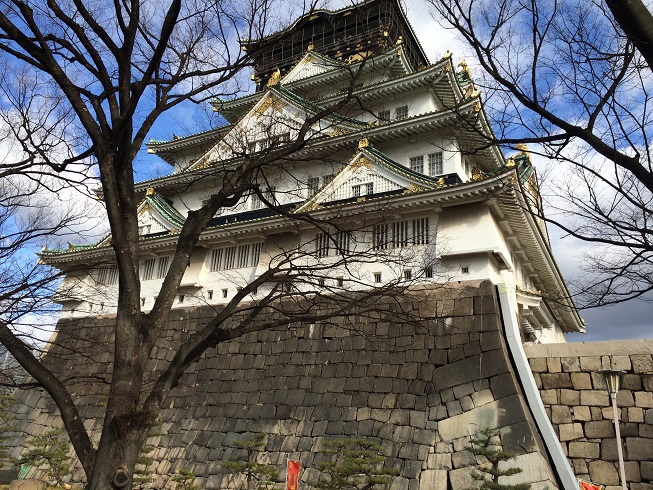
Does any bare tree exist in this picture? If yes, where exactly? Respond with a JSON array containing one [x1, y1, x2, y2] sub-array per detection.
[[429, 0, 653, 307], [0, 2, 440, 489]]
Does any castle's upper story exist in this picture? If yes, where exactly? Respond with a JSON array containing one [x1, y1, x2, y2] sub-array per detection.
[[40, 0, 584, 342]]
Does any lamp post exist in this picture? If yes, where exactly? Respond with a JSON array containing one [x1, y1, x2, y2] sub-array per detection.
[[600, 369, 627, 490]]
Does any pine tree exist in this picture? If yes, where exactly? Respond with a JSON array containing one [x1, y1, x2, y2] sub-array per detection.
[[0, 395, 17, 463], [309, 437, 399, 490], [465, 429, 531, 490], [220, 433, 278, 490], [17, 429, 71, 486]]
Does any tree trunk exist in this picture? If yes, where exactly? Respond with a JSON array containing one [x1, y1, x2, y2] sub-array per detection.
[[87, 418, 147, 490]]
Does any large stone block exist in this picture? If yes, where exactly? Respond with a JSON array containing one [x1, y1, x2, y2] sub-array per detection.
[[558, 422, 584, 441], [568, 441, 600, 459], [632, 354, 653, 373], [571, 372, 592, 390], [589, 460, 620, 486], [626, 437, 653, 461], [580, 390, 610, 406], [584, 420, 616, 439], [541, 373, 573, 389], [437, 394, 528, 441], [498, 452, 556, 487], [642, 461, 653, 480], [635, 391, 653, 408], [418, 470, 447, 490]]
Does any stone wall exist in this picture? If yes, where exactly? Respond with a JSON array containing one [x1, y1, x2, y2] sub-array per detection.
[[525, 340, 653, 490], [9, 281, 561, 489]]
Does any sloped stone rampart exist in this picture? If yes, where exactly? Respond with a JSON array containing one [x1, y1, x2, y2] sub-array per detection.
[[10, 281, 560, 489], [525, 340, 653, 490]]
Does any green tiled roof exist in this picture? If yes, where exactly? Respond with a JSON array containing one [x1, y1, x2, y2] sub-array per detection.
[[145, 192, 186, 229]]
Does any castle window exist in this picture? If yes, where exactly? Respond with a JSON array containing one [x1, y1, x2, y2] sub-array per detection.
[[377, 109, 390, 123], [315, 233, 330, 258], [403, 270, 412, 280], [392, 221, 410, 247], [409, 156, 424, 173], [140, 258, 156, 281], [395, 105, 408, 120], [222, 288, 228, 298], [95, 267, 118, 285], [156, 256, 170, 279], [352, 183, 373, 197], [315, 232, 351, 257], [423, 266, 433, 278], [374, 272, 382, 283], [210, 243, 263, 271], [207, 290, 213, 300], [412, 218, 430, 245], [177, 294, 184, 304], [461, 266, 469, 274], [308, 177, 320, 196], [337, 277, 344, 287], [372, 223, 389, 250], [428, 152, 443, 176], [322, 174, 334, 186], [250, 187, 275, 210]]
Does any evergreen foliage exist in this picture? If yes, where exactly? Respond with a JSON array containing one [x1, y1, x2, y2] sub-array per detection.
[[220, 433, 278, 490], [17, 429, 71, 486], [0, 395, 17, 462], [309, 437, 399, 490], [172, 468, 199, 490], [465, 429, 531, 490]]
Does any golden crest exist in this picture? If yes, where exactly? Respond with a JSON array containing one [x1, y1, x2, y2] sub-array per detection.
[[352, 155, 374, 170], [254, 95, 286, 117], [266, 69, 281, 87]]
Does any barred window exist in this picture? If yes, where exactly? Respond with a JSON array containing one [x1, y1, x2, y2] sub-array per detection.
[[395, 105, 408, 120], [95, 267, 118, 285], [353, 183, 373, 198], [428, 152, 443, 176], [412, 218, 430, 245], [377, 110, 390, 123], [336, 231, 351, 253], [210, 243, 262, 271], [156, 256, 170, 279], [393, 221, 410, 247], [322, 174, 334, 186], [140, 259, 156, 281], [409, 156, 424, 173], [315, 233, 330, 258], [308, 177, 320, 196], [373, 224, 389, 250]]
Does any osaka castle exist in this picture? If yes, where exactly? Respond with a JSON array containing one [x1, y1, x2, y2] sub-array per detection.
[[29, 0, 592, 488], [42, 0, 583, 344]]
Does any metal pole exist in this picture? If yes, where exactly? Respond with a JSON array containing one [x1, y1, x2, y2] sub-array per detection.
[[611, 392, 627, 490]]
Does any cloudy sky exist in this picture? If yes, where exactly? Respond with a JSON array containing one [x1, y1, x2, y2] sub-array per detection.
[[140, 0, 650, 343]]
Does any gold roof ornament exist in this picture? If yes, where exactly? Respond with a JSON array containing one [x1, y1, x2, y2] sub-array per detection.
[[458, 59, 469, 73], [358, 138, 370, 149], [146, 188, 155, 196], [307, 43, 314, 51], [445, 49, 453, 58], [266, 68, 281, 87], [395, 36, 403, 45], [438, 177, 446, 186], [515, 143, 528, 153], [506, 157, 516, 167], [68, 243, 75, 252]]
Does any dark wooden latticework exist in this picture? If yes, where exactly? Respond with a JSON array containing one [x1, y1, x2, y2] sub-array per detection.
[[244, 0, 429, 90]]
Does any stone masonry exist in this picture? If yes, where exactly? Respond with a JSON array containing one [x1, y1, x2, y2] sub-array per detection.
[[8, 281, 561, 489], [526, 340, 653, 490]]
